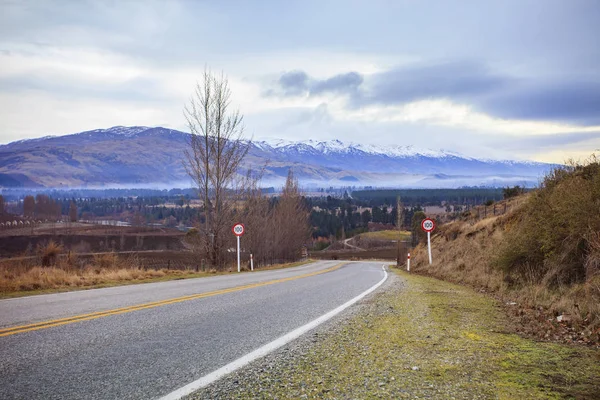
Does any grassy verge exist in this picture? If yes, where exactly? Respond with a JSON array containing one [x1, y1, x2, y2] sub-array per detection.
[[0, 259, 313, 299], [208, 269, 600, 399], [358, 230, 411, 241]]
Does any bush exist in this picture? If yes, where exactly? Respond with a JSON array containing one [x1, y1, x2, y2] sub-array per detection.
[[495, 156, 600, 286], [93, 252, 119, 269], [38, 240, 63, 267], [503, 185, 525, 199]]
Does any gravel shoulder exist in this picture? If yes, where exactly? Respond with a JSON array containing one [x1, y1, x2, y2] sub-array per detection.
[[188, 268, 600, 399]]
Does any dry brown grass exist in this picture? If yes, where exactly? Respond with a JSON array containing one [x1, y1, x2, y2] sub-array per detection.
[[0, 251, 313, 297], [0, 248, 195, 295], [0, 265, 179, 293], [410, 187, 600, 344]]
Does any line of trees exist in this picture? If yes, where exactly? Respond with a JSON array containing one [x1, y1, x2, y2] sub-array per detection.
[[352, 188, 506, 206], [23, 194, 62, 220]]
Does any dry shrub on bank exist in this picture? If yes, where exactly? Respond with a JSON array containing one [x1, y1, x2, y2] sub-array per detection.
[[496, 158, 600, 286], [93, 252, 119, 269], [38, 240, 63, 266], [411, 156, 600, 342]]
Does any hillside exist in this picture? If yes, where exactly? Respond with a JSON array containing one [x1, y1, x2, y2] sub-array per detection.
[[0, 126, 556, 188], [410, 158, 600, 344]]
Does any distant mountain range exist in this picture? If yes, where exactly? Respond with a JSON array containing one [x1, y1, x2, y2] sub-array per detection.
[[0, 126, 556, 188]]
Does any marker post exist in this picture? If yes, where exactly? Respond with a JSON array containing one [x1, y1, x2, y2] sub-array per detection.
[[427, 232, 432, 265], [236, 236, 241, 272], [407, 252, 411, 272]]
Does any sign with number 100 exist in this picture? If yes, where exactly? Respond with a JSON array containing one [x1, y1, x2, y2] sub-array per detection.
[[421, 218, 435, 233], [232, 223, 245, 236]]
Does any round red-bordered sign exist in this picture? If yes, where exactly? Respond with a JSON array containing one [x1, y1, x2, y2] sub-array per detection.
[[421, 218, 435, 233], [232, 223, 245, 236]]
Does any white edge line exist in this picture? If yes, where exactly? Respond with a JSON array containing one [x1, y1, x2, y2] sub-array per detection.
[[158, 264, 389, 400]]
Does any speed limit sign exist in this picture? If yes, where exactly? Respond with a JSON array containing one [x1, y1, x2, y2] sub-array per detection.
[[421, 218, 435, 265], [232, 223, 245, 273], [232, 223, 245, 236], [421, 218, 435, 232]]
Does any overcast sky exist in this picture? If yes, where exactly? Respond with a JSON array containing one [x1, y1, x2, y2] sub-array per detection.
[[1, 0, 599, 162]]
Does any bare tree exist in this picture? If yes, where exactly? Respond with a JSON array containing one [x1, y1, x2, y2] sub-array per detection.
[[396, 196, 406, 267], [270, 170, 311, 262], [23, 195, 35, 218], [184, 68, 251, 269]]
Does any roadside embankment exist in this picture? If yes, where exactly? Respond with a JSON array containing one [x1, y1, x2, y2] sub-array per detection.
[[190, 270, 600, 399], [411, 159, 600, 345]]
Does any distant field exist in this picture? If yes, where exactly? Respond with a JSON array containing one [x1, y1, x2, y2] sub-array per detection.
[[358, 230, 411, 241]]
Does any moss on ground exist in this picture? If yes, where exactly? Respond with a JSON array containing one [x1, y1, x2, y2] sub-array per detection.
[[205, 269, 600, 399]]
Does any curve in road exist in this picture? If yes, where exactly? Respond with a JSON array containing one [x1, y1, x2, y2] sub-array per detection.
[[0, 260, 388, 400]]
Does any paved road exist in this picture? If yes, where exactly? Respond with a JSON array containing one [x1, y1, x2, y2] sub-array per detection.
[[0, 260, 386, 400]]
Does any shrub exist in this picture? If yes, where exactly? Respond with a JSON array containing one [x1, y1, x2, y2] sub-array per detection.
[[93, 252, 119, 269], [495, 156, 600, 287], [503, 185, 525, 199], [38, 240, 63, 267]]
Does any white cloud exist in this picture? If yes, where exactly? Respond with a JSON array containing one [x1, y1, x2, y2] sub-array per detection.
[[0, 44, 144, 84], [0, 90, 185, 139], [333, 99, 600, 136]]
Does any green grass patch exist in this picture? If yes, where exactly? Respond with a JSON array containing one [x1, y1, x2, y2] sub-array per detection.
[[359, 230, 411, 241]]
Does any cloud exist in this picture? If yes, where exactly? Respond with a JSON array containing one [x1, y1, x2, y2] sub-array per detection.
[[480, 81, 600, 126], [277, 70, 309, 95], [312, 72, 363, 95], [269, 61, 508, 102], [361, 61, 509, 106], [488, 131, 600, 151], [269, 70, 364, 98], [268, 61, 600, 128]]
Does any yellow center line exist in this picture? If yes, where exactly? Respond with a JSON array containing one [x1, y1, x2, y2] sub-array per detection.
[[0, 262, 346, 338]]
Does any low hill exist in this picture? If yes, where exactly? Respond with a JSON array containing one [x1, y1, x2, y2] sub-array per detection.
[[410, 157, 600, 344]]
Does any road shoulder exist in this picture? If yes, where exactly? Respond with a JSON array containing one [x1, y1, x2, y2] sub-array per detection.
[[188, 268, 600, 399]]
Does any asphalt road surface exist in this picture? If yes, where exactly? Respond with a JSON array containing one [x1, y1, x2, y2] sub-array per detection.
[[0, 260, 386, 400]]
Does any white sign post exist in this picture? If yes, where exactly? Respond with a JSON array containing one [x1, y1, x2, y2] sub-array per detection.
[[232, 223, 245, 272], [421, 218, 435, 265]]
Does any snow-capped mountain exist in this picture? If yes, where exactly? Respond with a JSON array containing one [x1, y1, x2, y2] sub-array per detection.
[[0, 126, 556, 188], [257, 139, 465, 159]]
